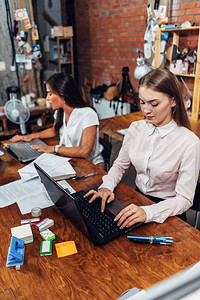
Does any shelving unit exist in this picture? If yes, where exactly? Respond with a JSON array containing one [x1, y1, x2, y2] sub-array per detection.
[[49, 37, 74, 77], [154, 27, 200, 120]]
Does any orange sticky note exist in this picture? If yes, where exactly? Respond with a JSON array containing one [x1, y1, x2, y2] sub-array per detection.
[[55, 241, 78, 258]]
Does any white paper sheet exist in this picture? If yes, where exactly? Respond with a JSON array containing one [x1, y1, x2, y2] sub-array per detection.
[[0, 180, 23, 207], [0, 166, 76, 214], [117, 128, 128, 136], [0, 178, 44, 208], [17, 179, 75, 215], [57, 180, 76, 194], [17, 190, 54, 215]]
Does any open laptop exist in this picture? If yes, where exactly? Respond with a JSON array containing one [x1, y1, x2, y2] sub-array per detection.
[[1, 139, 47, 163], [34, 163, 142, 246]]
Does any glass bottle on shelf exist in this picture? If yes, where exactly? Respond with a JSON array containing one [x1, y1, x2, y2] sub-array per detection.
[[182, 58, 189, 74]]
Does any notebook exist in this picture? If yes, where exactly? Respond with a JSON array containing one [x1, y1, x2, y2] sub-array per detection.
[[1, 139, 47, 163], [34, 163, 142, 246]]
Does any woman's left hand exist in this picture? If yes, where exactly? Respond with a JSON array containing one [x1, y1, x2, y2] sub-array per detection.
[[31, 145, 55, 153], [114, 204, 147, 229]]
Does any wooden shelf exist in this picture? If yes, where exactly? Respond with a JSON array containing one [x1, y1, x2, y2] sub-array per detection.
[[176, 73, 196, 78], [161, 26, 200, 32], [154, 27, 200, 120], [48, 36, 74, 76], [49, 60, 73, 65]]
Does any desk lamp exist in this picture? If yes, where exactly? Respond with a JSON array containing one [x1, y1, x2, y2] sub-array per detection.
[[134, 51, 152, 79]]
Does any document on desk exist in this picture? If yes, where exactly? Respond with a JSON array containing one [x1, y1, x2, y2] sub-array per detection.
[[18, 153, 76, 181], [0, 179, 23, 207], [0, 178, 44, 208], [117, 128, 128, 135], [17, 178, 75, 214], [0, 175, 75, 213]]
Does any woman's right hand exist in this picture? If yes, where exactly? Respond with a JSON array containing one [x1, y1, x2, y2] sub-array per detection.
[[10, 134, 33, 142], [84, 188, 115, 212]]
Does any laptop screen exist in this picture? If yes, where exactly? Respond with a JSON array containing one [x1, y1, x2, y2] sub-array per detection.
[[34, 163, 92, 240]]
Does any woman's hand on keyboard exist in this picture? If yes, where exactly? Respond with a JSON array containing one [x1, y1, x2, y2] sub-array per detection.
[[31, 145, 55, 153], [84, 188, 115, 213], [114, 204, 147, 229], [10, 134, 33, 142]]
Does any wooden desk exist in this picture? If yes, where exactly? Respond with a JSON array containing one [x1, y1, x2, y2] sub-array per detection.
[[1, 144, 200, 299], [100, 111, 200, 141]]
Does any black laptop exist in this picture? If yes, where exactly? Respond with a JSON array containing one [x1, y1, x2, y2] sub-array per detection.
[[34, 163, 141, 246], [1, 139, 47, 163]]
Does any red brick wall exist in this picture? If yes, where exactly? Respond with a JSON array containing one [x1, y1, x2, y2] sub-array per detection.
[[74, 0, 200, 94]]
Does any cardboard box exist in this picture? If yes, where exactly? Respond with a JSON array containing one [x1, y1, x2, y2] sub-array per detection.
[[63, 26, 73, 37], [53, 26, 63, 37]]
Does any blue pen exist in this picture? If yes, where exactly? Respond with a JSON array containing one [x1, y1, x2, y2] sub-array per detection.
[[68, 172, 98, 180], [155, 237, 173, 239], [127, 236, 173, 245]]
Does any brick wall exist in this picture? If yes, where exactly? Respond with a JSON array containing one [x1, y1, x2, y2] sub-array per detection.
[[74, 0, 200, 96]]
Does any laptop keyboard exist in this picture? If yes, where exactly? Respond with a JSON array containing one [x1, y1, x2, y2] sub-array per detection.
[[74, 190, 121, 237], [8, 142, 41, 159]]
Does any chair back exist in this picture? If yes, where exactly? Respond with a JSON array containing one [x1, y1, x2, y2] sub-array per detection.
[[191, 180, 200, 212]]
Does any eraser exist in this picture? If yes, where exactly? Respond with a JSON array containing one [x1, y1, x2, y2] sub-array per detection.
[[40, 229, 55, 241], [40, 240, 52, 256], [35, 218, 54, 231]]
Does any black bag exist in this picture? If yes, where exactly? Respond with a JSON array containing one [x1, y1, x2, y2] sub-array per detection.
[[90, 84, 108, 100]]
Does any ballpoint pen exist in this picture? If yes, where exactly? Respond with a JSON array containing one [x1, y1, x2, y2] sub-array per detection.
[[68, 172, 98, 180], [127, 236, 173, 245]]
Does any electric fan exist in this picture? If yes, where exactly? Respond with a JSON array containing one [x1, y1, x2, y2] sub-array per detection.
[[5, 97, 30, 135]]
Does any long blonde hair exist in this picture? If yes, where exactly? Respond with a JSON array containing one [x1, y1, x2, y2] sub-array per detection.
[[139, 68, 191, 130]]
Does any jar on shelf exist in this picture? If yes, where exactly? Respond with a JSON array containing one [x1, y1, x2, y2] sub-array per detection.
[[182, 58, 189, 74]]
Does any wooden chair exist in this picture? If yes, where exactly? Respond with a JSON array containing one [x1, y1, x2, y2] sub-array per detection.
[[81, 78, 96, 106], [191, 180, 200, 228], [99, 137, 112, 172]]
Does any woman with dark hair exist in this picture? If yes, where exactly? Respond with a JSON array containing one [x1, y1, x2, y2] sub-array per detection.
[[11, 73, 104, 167], [86, 68, 200, 226]]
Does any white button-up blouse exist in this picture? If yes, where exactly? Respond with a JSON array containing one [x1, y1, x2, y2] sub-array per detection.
[[99, 119, 200, 223]]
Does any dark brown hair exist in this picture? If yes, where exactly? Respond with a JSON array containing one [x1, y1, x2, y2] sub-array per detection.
[[139, 68, 191, 130], [45, 73, 88, 132]]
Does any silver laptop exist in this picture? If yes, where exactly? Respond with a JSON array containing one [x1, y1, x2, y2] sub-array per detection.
[[4, 138, 47, 163]]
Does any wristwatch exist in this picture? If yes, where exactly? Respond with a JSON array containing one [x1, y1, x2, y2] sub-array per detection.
[[54, 145, 60, 153]]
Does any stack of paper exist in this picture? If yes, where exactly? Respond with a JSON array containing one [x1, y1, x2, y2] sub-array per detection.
[[18, 153, 76, 181], [0, 153, 77, 215], [11, 224, 33, 244], [0, 177, 75, 214]]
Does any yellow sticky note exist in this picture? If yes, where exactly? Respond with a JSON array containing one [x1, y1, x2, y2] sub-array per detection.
[[55, 241, 78, 258]]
